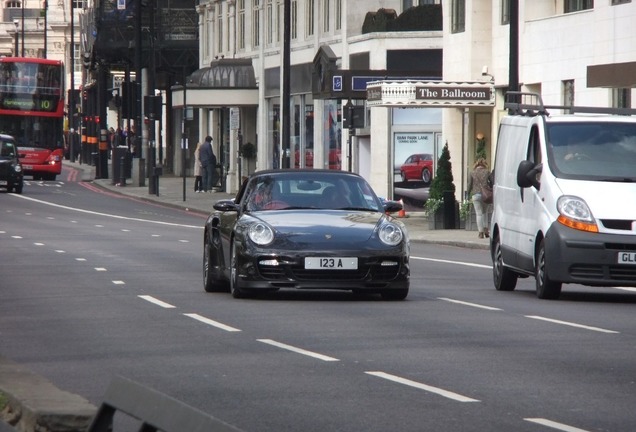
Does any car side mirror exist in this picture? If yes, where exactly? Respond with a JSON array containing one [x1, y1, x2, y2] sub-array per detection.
[[517, 160, 542, 190], [213, 199, 239, 212]]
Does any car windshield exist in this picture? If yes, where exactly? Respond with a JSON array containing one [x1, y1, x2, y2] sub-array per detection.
[[244, 172, 383, 212], [0, 139, 16, 158], [547, 121, 636, 181]]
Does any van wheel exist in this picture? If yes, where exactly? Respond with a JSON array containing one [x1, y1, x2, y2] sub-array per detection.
[[535, 240, 562, 299], [493, 234, 518, 291]]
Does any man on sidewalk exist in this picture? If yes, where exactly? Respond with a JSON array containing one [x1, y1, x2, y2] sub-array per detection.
[[199, 136, 217, 192]]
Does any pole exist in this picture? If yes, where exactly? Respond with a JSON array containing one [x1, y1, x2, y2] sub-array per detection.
[[182, 68, 187, 202], [43, 1, 48, 58], [21, 0, 24, 56], [14, 31, 18, 57], [508, 0, 519, 93], [281, 0, 291, 168], [69, 1, 75, 163], [347, 101, 353, 172]]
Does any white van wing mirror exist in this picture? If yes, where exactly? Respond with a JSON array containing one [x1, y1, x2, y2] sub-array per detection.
[[517, 160, 542, 190]]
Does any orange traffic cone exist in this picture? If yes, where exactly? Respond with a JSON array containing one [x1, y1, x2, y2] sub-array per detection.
[[398, 199, 406, 218]]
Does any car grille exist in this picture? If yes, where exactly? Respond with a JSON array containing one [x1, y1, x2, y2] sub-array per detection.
[[570, 264, 636, 281], [257, 257, 402, 282]]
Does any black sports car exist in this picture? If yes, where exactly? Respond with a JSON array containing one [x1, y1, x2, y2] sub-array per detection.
[[0, 134, 23, 194], [203, 169, 410, 300]]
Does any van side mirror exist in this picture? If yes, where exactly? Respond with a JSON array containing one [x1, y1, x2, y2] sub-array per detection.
[[517, 160, 542, 190]]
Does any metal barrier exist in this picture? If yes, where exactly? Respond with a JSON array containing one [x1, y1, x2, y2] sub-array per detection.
[[87, 376, 243, 432]]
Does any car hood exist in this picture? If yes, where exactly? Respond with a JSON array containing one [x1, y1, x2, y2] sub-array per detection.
[[249, 210, 392, 245], [554, 178, 636, 219]]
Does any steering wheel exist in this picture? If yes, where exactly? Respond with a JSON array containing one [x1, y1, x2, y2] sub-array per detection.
[[261, 200, 288, 210]]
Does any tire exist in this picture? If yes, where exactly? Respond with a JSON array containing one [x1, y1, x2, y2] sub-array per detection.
[[492, 234, 518, 291], [230, 243, 249, 299], [535, 239, 562, 299], [421, 168, 432, 184], [380, 288, 409, 301], [203, 239, 226, 292], [13, 182, 23, 194]]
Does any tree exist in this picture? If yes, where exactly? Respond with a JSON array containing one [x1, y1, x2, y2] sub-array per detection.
[[429, 142, 455, 200]]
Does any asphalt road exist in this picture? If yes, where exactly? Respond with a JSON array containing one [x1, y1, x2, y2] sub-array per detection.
[[1, 168, 636, 432]]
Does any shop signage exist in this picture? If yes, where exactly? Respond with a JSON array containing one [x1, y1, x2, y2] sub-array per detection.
[[366, 81, 495, 107]]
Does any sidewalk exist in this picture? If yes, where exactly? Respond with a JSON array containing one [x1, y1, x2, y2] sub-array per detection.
[[67, 161, 489, 250]]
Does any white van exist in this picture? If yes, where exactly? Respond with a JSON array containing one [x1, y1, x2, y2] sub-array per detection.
[[490, 92, 636, 299]]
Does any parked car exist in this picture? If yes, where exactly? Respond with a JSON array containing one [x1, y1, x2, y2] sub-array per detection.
[[0, 134, 23, 194], [203, 169, 410, 300], [400, 153, 433, 184]]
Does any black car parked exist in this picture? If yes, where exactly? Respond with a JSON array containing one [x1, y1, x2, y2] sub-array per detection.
[[0, 134, 23, 194], [203, 169, 410, 300]]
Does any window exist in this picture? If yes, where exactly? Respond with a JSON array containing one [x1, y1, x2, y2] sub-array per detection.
[[238, 0, 246, 49], [266, 0, 273, 45], [307, 0, 315, 37], [402, 0, 439, 8], [217, 3, 223, 53], [291, 0, 298, 39], [611, 0, 631, 4], [335, 0, 341, 31], [253, 0, 260, 47], [5, 1, 21, 8], [451, 0, 465, 33], [564, 0, 593, 13], [562, 80, 575, 109], [323, 0, 330, 33], [73, 43, 81, 75], [72, 0, 85, 8], [501, 0, 510, 25], [612, 88, 632, 109]]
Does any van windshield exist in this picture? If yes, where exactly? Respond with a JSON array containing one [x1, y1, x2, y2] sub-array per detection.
[[547, 122, 636, 181]]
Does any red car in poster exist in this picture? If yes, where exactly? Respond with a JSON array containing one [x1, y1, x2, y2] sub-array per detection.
[[399, 153, 433, 184]]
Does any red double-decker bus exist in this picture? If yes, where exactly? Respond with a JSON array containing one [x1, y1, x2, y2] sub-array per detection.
[[0, 57, 65, 180]]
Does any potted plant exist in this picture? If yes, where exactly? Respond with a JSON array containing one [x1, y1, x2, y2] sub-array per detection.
[[426, 142, 457, 229], [239, 142, 256, 159]]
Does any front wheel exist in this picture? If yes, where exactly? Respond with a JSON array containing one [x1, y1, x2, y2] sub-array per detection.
[[421, 168, 432, 184], [203, 240, 226, 292], [535, 239, 562, 299], [492, 234, 518, 291], [230, 243, 250, 299]]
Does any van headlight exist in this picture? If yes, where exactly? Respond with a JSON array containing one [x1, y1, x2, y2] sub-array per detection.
[[556, 195, 598, 233], [379, 223, 404, 246]]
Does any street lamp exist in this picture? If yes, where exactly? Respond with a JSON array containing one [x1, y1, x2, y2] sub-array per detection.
[[21, 0, 25, 56], [13, 19, 18, 57]]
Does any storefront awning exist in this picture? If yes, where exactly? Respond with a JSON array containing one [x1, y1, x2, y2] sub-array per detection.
[[171, 58, 258, 108]]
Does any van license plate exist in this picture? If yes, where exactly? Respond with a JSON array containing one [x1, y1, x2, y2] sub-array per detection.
[[617, 252, 636, 264], [305, 257, 358, 270]]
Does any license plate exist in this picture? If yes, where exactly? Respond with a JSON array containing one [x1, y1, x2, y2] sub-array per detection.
[[0, 180, 6, 186], [617, 252, 636, 264], [305, 257, 358, 270], [23, 165, 32, 170]]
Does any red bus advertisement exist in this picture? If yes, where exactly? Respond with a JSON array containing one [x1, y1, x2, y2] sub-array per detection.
[[0, 57, 65, 180]]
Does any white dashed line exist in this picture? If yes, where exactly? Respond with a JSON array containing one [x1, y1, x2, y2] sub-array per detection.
[[178, 239, 189, 243], [95, 267, 107, 272], [184, 313, 241, 332], [55, 250, 65, 253], [138, 295, 176, 309], [411, 256, 492, 269], [112, 280, 126, 285], [438, 297, 502, 311], [75, 258, 87, 261], [11, 236, 22, 239], [34, 242, 45, 246], [365, 371, 480, 403], [257, 339, 339, 362], [525, 315, 619, 334], [524, 418, 591, 432]]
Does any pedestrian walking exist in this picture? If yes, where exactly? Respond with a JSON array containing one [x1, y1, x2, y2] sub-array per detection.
[[199, 135, 217, 192], [467, 158, 491, 239], [193, 141, 203, 192]]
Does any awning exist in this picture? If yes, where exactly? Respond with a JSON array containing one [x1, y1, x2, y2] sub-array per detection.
[[587, 61, 636, 88]]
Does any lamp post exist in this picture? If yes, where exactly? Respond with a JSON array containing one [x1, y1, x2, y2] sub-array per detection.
[[21, 0, 25, 56], [13, 20, 18, 56], [43, 1, 48, 58]]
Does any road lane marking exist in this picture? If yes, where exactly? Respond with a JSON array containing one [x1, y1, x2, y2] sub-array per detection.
[[11, 194, 202, 229], [411, 256, 492, 269], [438, 297, 502, 311], [112, 281, 126, 285], [138, 295, 176, 309], [95, 267, 107, 271], [365, 371, 480, 402], [55, 250, 65, 253], [75, 258, 86, 261], [525, 315, 619, 334], [257, 339, 339, 362], [11, 236, 22, 239], [184, 313, 241, 332], [34, 242, 44, 246], [525, 418, 591, 432]]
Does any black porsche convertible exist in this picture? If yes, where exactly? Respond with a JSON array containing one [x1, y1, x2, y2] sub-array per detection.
[[203, 169, 410, 300]]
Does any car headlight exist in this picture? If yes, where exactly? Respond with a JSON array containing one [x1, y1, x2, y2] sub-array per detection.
[[248, 222, 274, 245], [14, 164, 22, 173], [556, 195, 598, 233], [379, 223, 403, 246]]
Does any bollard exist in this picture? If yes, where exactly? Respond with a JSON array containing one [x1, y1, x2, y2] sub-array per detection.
[[119, 156, 126, 186]]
